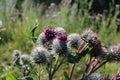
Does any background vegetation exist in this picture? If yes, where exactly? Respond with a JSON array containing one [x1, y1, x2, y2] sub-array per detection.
[[0, 0, 120, 79]]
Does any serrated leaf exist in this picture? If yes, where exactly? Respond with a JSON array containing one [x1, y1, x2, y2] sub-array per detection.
[[6, 73, 16, 80], [63, 71, 70, 80]]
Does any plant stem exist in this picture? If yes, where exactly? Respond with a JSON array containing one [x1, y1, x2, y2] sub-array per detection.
[[38, 64, 40, 80], [91, 60, 108, 74], [49, 57, 65, 80], [69, 63, 76, 80], [48, 58, 53, 80]]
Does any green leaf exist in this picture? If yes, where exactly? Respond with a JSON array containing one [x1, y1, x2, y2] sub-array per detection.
[[30, 23, 39, 42], [6, 73, 16, 80], [63, 71, 70, 80]]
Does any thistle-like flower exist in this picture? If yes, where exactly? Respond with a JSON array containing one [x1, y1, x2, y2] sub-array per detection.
[[67, 33, 82, 49], [44, 27, 55, 40], [81, 29, 98, 45], [54, 27, 66, 35], [37, 27, 55, 48], [20, 54, 30, 65], [52, 34, 68, 55], [81, 29, 106, 57], [31, 46, 51, 64], [13, 50, 21, 57], [107, 44, 120, 61]]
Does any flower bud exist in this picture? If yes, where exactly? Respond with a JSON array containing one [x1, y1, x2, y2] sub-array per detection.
[[13, 50, 21, 57], [31, 46, 51, 64], [67, 33, 82, 49], [52, 34, 68, 55], [20, 54, 30, 65]]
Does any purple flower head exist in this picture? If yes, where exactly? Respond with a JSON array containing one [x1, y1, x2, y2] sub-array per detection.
[[56, 34, 67, 41], [82, 29, 98, 44], [113, 72, 120, 80], [44, 27, 55, 40], [52, 33, 68, 55]]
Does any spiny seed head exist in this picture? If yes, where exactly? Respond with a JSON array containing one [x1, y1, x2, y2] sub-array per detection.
[[13, 50, 21, 57], [20, 54, 30, 65], [82, 29, 98, 44], [31, 46, 51, 64], [52, 38, 68, 55], [37, 32, 48, 45], [67, 33, 82, 49], [54, 27, 66, 35]]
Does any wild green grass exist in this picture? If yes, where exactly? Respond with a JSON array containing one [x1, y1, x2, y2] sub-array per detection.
[[0, 0, 120, 79]]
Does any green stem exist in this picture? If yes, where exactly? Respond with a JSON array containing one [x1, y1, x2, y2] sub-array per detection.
[[90, 60, 108, 74], [69, 64, 76, 80], [50, 57, 65, 80], [48, 58, 53, 80], [38, 64, 40, 80]]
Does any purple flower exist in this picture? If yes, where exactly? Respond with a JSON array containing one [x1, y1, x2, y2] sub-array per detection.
[[113, 72, 120, 80], [81, 29, 107, 57], [56, 34, 67, 41], [37, 27, 55, 48], [52, 34, 68, 55], [44, 27, 55, 40]]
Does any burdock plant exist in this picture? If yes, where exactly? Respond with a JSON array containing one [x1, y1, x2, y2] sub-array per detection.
[[10, 26, 120, 80]]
